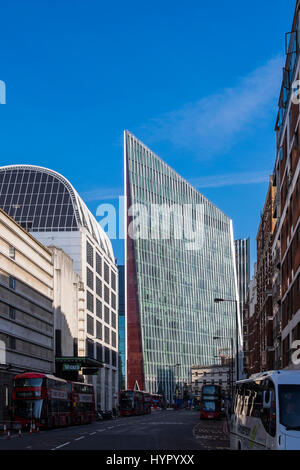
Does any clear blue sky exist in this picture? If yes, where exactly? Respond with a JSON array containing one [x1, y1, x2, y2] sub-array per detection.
[[0, 0, 296, 270]]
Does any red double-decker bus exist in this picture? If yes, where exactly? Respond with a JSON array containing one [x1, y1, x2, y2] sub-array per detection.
[[200, 384, 223, 420], [69, 381, 95, 425], [12, 372, 95, 429], [119, 390, 151, 416], [150, 393, 163, 409]]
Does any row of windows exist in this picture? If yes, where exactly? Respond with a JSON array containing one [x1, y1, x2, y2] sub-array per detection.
[[0, 332, 53, 362], [86, 241, 116, 291], [1, 303, 53, 335], [85, 340, 117, 366], [86, 289, 117, 316], [86, 314, 117, 346]]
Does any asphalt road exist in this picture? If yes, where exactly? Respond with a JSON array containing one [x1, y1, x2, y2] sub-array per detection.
[[0, 410, 229, 451]]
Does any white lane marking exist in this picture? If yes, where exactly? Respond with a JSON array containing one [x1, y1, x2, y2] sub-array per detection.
[[97, 429, 106, 432], [75, 436, 85, 441], [107, 426, 114, 429], [51, 442, 70, 450], [89, 432, 96, 435]]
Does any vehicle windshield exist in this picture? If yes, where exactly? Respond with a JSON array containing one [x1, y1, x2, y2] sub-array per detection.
[[279, 385, 300, 429], [202, 401, 216, 412], [202, 386, 218, 396], [120, 391, 134, 409], [120, 391, 133, 400], [14, 399, 44, 419], [14, 378, 43, 388]]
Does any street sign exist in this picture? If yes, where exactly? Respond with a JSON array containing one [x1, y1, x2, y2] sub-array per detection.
[[62, 363, 81, 371]]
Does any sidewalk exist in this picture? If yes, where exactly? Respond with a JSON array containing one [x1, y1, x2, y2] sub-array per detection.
[[193, 417, 230, 450]]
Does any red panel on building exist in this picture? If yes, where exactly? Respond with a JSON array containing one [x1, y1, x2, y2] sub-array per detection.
[[126, 155, 145, 391]]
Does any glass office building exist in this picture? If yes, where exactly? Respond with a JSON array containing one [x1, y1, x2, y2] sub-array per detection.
[[125, 131, 241, 400], [234, 238, 250, 310]]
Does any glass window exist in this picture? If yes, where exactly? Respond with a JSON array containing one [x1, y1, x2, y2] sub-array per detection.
[[87, 268, 94, 290], [86, 241, 94, 267], [87, 314, 94, 336], [104, 306, 110, 324], [9, 245, 15, 259], [87, 291, 94, 313], [96, 321, 102, 340], [9, 277, 16, 289], [104, 326, 110, 344], [104, 262, 109, 284], [9, 307, 16, 319], [96, 277, 102, 297], [96, 299, 102, 318], [96, 252, 102, 276], [279, 384, 300, 430]]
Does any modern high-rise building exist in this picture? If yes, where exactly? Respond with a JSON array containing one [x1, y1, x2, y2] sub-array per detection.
[[0, 165, 118, 411], [124, 131, 241, 400], [272, 0, 300, 370], [118, 265, 126, 391], [234, 238, 250, 310]]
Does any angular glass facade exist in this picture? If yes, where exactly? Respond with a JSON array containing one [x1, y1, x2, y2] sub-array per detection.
[[234, 238, 250, 308], [125, 131, 241, 400]]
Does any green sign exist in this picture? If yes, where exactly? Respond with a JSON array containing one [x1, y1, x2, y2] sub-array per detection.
[[62, 363, 81, 371]]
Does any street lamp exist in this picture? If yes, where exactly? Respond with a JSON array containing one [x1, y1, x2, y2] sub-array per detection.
[[213, 336, 234, 400], [214, 297, 239, 381]]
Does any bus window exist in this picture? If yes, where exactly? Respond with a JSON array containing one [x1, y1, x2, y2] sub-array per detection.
[[261, 380, 276, 437], [243, 383, 253, 417], [237, 385, 245, 416], [279, 384, 300, 430], [253, 382, 263, 418]]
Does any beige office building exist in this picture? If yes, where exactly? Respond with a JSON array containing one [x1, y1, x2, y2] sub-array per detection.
[[0, 209, 54, 422]]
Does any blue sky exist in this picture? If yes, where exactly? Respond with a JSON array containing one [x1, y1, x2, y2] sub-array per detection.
[[0, 0, 296, 270]]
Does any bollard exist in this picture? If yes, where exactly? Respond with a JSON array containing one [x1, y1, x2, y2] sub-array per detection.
[[18, 429, 22, 438], [29, 425, 32, 434], [3, 424, 7, 434], [7, 431, 10, 439]]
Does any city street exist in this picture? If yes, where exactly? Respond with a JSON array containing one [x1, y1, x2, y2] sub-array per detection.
[[0, 410, 229, 451]]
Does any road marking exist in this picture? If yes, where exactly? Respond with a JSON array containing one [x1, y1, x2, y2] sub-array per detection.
[[97, 429, 106, 432], [107, 426, 114, 429], [89, 432, 96, 435], [51, 442, 70, 450], [75, 436, 85, 441]]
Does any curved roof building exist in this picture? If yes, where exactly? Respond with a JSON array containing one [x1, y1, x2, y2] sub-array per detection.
[[0, 164, 118, 411], [0, 165, 114, 261]]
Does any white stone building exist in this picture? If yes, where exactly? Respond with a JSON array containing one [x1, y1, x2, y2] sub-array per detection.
[[0, 165, 118, 411]]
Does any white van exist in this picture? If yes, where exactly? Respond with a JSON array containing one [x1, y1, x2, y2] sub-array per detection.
[[230, 370, 300, 450]]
